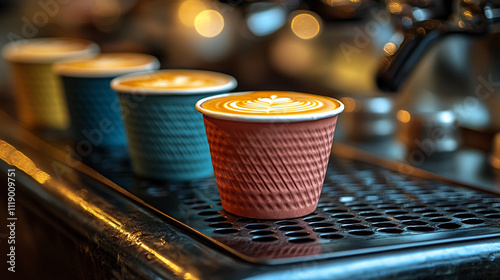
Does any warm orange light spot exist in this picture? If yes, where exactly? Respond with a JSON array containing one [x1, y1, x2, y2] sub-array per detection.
[[340, 97, 358, 113], [388, 2, 402, 13], [291, 12, 321, 40], [383, 42, 397, 56], [397, 110, 411, 123], [463, 10, 473, 20]]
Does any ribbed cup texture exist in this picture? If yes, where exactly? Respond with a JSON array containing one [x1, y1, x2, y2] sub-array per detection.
[[119, 93, 214, 181], [203, 115, 339, 219], [62, 76, 127, 147], [9, 62, 69, 130]]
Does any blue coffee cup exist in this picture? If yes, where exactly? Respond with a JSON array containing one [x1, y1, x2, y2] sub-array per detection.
[[54, 53, 160, 148], [111, 69, 237, 181]]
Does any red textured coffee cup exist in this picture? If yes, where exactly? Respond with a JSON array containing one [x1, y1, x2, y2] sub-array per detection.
[[196, 91, 344, 219]]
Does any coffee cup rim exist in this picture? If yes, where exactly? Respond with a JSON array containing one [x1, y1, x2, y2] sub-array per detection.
[[2, 37, 99, 63], [196, 91, 345, 122], [53, 53, 160, 78], [110, 69, 238, 95]]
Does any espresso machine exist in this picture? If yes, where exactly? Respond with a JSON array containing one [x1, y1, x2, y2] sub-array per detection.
[[1, 1, 500, 279], [377, 0, 500, 140]]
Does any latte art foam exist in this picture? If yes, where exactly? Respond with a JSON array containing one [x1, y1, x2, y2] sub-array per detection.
[[224, 95, 325, 114], [17, 39, 89, 54], [2, 38, 99, 63], [54, 53, 159, 77], [140, 75, 208, 88], [117, 71, 232, 90], [110, 70, 237, 95], [197, 91, 343, 121]]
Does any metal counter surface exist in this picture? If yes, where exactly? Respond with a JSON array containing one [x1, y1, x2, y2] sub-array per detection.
[[1, 110, 500, 280]]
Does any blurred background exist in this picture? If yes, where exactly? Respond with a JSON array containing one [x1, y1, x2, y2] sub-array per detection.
[[1, 0, 500, 187], [0, 0, 392, 98]]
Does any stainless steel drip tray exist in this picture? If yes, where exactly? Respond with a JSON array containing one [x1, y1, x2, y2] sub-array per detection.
[[86, 145, 500, 265]]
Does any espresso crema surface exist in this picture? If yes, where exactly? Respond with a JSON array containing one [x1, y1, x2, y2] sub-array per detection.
[[2, 38, 98, 63], [196, 91, 344, 122], [111, 70, 237, 94], [118, 71, 232, 89]]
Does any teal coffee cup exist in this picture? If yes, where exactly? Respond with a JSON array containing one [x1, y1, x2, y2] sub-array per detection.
[[54, 53, 160, 148], [111, 69, 237, 181]]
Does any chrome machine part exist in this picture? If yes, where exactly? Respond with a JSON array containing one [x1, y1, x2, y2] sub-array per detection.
[[396, 109, 461, 157], [377, 0, 500, 132]]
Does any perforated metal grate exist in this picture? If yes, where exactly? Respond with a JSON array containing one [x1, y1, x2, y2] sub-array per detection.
[[89, 150, 500, 264]]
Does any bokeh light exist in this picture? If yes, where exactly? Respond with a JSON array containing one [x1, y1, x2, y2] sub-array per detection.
[[246, 4, 286, 36], [290, 12, 321, 40], [194, 10, 224, 38], [340, 97, 358, 113], [178, 0, 207, 27], [388, 2, 402, 14], [270, 36, 314, 76], [383, 42, 397, 56], [397, 110, 411, 123]]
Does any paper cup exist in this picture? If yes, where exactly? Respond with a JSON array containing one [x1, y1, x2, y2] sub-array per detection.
[[54, 53, 160, 147], [111, 69, 237, 181], [2, 37, 99, 130], [196, 91, 344, 219]]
